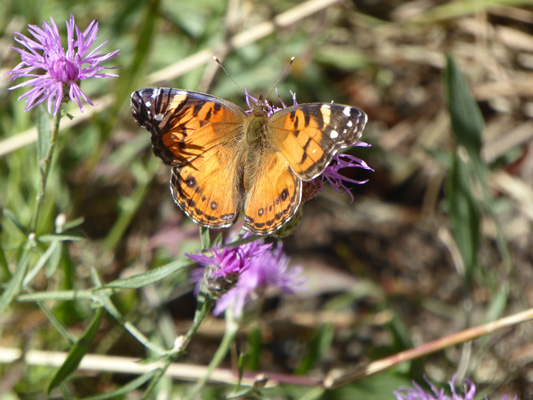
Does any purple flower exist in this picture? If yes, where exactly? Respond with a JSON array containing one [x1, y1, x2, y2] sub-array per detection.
[[394, 376, 517, 400], [6, 14, 120, 116], [187, 235, 274, 297], [316, 149, 374, 202], [213, 242, 306, 318]]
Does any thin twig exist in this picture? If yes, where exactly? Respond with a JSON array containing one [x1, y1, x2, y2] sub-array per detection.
[[0, 347, 319, 387], [322, 307, 533, 389]]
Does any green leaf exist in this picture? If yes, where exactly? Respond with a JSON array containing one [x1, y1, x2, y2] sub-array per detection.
[[63, 217, 85, 231], [97, 259, 190, 290], [0, 245, 31, 313], [48, 308, 104, 393], [23, 240, 60, 286], [2, 209, 27, 236], [294, 324, 335, 375], [200, 226, 211, 249], [37, 106, 53, 170], [448, 155, 480, 279], [80, 369, 159, 400], [246, 324, 262, 371], [0, 243, 11, 280], [37, 233, 84, 242], [45, 241, 63, 278], [17, 290, 93, 302], [445, 54, 484, 160]]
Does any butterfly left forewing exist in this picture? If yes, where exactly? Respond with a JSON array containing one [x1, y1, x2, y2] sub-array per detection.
[[131, 88, 247, 228], [268, 103, 367, 180], [131, 88, 246, 166]]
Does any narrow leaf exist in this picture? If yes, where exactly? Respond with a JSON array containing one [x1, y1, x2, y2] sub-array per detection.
[[448, 155, 480, 279], [3, 209, 28, 236], [81, 369, 159, 400], [48, 308, 104, 393], [0, 244, 12, 280], [23, 240, 60, 286], [37, 106, 53, 169], [445, 54, 484, 159], [0, 246, 31, 313], [97, 259, 190, 290], [38, 233, 84, 242]]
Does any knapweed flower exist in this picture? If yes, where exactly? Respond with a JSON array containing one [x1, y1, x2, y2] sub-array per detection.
[[214, 242, 305, 318], [6, 14, 120, 116], [313, 148, 374, 202], [187, 235, 273, 298], [394, 375, 517, 400], [188, 237, 305, 317]]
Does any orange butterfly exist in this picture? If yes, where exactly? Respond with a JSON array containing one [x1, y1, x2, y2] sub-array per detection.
[[130, 88, 367, 235]]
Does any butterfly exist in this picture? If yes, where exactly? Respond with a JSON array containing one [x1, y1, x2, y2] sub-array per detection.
[[130, 87, 367, 235]]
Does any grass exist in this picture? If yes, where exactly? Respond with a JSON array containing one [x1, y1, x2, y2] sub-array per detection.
[[1, 0, 532, 398]]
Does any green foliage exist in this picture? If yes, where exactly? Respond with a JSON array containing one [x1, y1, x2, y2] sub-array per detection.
[[48, 308, 104, 393], [0, 0, 525, 398]]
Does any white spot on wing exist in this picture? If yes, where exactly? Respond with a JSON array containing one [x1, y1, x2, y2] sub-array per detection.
[[343, 107, 351, 117], [330, 130, 338, 139], [320, 104, 332, 126], [347, 120, 353, 127], [151, 88, 160, 99], [155, 113, 163, 121], [145, 101, 151, 107]]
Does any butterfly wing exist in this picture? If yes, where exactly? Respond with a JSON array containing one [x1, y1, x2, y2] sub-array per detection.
[[243, 150, 302, 235], [268, 103, 367, 180], [131, 88, 247, 228]]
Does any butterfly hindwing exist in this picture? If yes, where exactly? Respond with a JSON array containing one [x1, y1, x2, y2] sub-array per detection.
[[243, 150, 301, 235], [268, 103, 367, 180], [170, 144, 242, 229]]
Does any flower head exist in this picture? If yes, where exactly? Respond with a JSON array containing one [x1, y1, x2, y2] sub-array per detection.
[[187, 235, 305, 317], [6, 14, 120, 116], [394, 376, 517, 400], [187, 235, 273, 297], [314, 149, 373, 202], [213, 242, 306, 318]]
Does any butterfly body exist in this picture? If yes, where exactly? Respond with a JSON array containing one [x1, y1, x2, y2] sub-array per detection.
[[131, 88, 367, 235]]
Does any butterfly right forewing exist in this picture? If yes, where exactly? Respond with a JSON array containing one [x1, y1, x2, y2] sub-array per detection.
[[268, 103, 367, 180]]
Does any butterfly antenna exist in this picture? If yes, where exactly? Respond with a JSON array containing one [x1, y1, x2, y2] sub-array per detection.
[[213, 56, 246, 94], [265, 57, 295, 99]]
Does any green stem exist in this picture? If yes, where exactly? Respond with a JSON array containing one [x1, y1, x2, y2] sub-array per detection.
[[186, 311, 240, 399], [30, 109, 62, 233]]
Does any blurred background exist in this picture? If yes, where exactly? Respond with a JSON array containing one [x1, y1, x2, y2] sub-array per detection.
[[1, 0, 532, 398]]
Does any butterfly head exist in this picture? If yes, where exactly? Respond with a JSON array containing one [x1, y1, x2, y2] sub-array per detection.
[[245, 91, 288, 118]]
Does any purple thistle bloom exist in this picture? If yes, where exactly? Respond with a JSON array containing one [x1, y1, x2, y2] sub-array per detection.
[[187, 235, 274, 297], [394, 376, 517, 400], [213, 242, 305, 318], [6, 14, 120, 116], [317, 149, 374, 202]]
